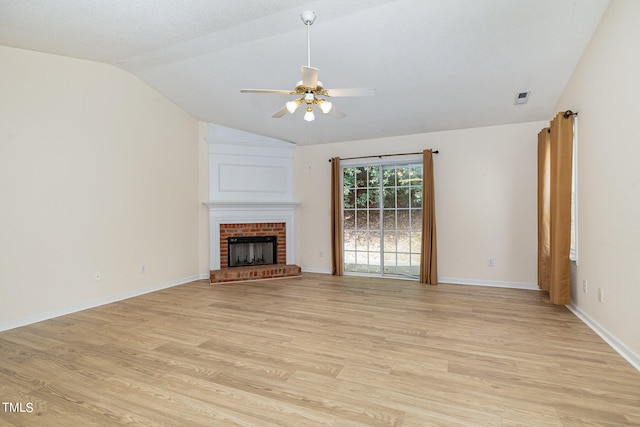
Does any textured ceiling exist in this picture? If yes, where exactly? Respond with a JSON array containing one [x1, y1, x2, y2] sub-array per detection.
[[0, 0, 609, 145]]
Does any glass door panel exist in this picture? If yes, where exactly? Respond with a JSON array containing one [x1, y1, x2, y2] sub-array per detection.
[[343, 163, 422, 278]]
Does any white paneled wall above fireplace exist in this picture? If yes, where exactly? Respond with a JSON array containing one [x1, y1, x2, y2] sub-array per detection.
[[206, 124, 295, 202]]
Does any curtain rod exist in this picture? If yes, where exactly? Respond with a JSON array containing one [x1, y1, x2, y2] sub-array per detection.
[[547, 110, 579, 132], [328, 150, 439, 162]]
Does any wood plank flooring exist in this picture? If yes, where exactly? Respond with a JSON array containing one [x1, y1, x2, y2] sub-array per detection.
[[1, 273, 639, 426]]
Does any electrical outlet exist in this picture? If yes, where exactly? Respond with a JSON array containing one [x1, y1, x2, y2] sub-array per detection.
[[319, 251, 324, 258], [488, 257, 495, 267], [94, 272, 101, 281], [598, 288, 604, 303], [583, 279, 587, 293], [140, 265, 146, 273]]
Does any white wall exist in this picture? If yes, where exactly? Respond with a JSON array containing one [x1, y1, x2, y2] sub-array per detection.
[[0, 46, 201, 328], [554, 0, 640, 361], [293, 121, 546, 288]]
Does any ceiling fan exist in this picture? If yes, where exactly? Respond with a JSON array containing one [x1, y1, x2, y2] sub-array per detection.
[[241, 11, 375, 122]]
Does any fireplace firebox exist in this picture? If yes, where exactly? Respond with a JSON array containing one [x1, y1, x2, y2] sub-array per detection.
[[227, 236, 277, 268]]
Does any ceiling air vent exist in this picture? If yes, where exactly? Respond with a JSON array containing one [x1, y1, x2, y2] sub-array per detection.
[[514, 91, 530, 105]]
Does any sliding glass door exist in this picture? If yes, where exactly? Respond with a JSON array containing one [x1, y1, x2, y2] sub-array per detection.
[[342, 162, 423, 278]]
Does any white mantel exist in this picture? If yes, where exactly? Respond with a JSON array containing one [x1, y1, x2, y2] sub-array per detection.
[[204, 201, 301, 211], [205, 124, 300, 270]]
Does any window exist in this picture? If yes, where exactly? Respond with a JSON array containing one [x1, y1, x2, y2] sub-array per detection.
[[342, 158, 423, 278], [570, 117, 578, 262]]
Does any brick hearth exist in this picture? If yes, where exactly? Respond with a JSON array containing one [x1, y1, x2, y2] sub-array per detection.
[[210, 264, 302, 283]]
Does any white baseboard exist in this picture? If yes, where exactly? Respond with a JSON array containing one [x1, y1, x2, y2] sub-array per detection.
[[439, 276, 540, 290], [301, 267, 332, 274], [0, 274, 203, 332], [567, 304, 640, 372], [299, 270, 540, 290]]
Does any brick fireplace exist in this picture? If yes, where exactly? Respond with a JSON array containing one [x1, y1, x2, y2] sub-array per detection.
[[204, 201, 302, 283], [220, 222, 286, 268], [204, 124, 301, 283], [205, 205, 301, 283]]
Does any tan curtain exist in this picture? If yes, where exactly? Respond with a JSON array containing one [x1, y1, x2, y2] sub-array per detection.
[[537, 129, 551, 292], [538, 112, 574, 304], [420, 149, 438, 285], [330, 157, 344, 276]]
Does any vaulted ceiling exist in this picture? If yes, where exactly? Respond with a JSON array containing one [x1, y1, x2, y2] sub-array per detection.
[[0, 0, 609, 145]]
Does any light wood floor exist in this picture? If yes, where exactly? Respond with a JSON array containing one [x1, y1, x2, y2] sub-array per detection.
[[1, 273, 639, 426]]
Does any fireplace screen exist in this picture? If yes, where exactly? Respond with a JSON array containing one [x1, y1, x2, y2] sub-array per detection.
[[227, 236, 277, 268]]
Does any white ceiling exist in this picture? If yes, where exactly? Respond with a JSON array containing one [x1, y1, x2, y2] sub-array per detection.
[[0, 0, 609, 145]]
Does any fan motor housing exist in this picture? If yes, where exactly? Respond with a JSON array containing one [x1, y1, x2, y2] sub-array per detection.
[[295, 83, 326, 96]]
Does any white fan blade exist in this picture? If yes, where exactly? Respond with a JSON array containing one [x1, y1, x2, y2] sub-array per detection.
[[325, 87, 376, 97], [241, 89, 295, 95], [328, 106, 346, 120], [302, 66, 319, 88], [272, 105, 288, 118]]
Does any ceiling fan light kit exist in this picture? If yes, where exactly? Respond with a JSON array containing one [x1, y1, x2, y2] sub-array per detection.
[[286, 99, 301, 113], [318, 99, 332, 114], [240, 11, 375, 122], [304, 107, 315, 122]]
